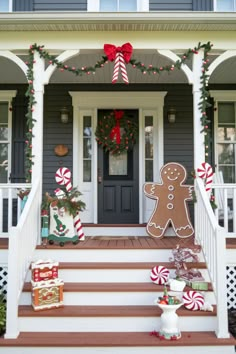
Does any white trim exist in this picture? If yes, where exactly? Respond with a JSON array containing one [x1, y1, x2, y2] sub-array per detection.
[[44, 50, 80, 85], [210, 90, 236, 101], [158, 49, 194, 84], [8, 0, 12, 12], [208, 51, 236, 79], [70, 91, 167, 224], [0, 90, 17, 183], [0, 51, 27, 76]]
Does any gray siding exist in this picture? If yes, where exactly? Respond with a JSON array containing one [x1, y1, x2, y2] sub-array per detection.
[[149, 0, 213, 11], [43, 84, 194, 194], [13, 0, 86, 11], [13, 0, 33, 11], [33, 0, 87, 11]]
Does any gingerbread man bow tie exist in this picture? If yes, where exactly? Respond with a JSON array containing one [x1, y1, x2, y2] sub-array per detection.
[[104, 43, 133, 84]]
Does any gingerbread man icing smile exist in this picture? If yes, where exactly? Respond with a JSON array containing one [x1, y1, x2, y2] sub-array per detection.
[[144, 162, 194, 238]]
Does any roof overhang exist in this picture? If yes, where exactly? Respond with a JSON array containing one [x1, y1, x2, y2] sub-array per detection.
[[1, 11, 236, 31]]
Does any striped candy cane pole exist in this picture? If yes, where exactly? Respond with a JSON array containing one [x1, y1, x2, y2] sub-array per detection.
[[74, 212, 85, 241], [197, 162, 213, 196], [112, 53, 129, 84], [55, 167, 72, 192]]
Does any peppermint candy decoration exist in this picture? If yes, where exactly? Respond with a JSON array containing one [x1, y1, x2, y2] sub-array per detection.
[[197, 162, 213, 195], [182, 290, 204, 311], [55, 167, 72, 192], [150, 265, 169, 285]]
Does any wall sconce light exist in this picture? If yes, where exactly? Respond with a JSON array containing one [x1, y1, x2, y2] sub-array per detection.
[[167, 108, 176, 124], [60, 107, 69, 124]]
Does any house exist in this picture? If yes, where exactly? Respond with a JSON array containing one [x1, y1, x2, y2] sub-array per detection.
[[1, 0, 236, 352]]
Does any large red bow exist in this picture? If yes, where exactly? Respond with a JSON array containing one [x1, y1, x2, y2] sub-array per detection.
[[110, 110, 124, 145], [104, 43, 133, 63]]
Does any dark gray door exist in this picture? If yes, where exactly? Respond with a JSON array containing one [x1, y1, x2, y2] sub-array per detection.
[[98, 110, 139, 224]]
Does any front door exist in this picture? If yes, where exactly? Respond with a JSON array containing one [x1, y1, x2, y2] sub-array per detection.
[[97, 109, 139, 224]]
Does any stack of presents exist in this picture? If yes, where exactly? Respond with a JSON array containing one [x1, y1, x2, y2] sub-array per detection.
[[31, 259, 64, 311]]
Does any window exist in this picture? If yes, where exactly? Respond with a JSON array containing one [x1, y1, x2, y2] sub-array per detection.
[[145, 116, 153, 182], [0, 102, 10, 183], [216, 102, 236, 183], [100, 0, 137, 11], [0, 0, 10, 12], [215, 0, 235, 11]]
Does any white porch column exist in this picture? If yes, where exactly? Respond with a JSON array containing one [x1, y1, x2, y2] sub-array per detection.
[[32, 52, 44, 189], [192, 49, 205, 170]]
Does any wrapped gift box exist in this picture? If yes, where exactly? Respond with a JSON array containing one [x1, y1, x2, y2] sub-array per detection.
[[31, 259, 59, 282], [31, 278, 64, 311]]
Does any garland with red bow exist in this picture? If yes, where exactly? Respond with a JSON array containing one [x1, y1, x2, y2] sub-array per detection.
[[25, 41, 212, 181], [95, 110, 138, 154]]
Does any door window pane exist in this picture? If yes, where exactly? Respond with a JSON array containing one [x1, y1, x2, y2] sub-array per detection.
[[109, 151, 127, 175], [145, 116, 153, 182], [0, 102, 9, 183], [83, 116, 92, 182]]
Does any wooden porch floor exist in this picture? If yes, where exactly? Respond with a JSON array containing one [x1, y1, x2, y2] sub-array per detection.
[[1, 235, 236, 249]]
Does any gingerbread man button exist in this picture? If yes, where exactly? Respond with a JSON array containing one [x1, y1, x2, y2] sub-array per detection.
[[144, 162, 194, 238]]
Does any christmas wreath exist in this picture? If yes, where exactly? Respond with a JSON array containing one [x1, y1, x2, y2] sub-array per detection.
[[95, 110, 138, 154]]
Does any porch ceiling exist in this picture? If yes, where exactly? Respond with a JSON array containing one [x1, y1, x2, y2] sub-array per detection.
[[1, 12, 236, 32]]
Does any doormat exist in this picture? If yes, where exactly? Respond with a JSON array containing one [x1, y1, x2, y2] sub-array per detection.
[[91, 236, 138, 240]]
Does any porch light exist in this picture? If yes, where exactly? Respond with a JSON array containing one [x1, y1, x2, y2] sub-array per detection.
[[60, 107, 69, 124], [167, 108, 176, 124]]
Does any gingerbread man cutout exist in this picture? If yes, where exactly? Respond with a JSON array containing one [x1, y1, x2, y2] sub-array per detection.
[[144, 162, 194, 238]]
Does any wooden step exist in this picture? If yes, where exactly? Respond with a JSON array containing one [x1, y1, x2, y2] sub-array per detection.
[[0, 331, 235, 347], [18, 304, 217, 317], [23, 281, 213, 293]]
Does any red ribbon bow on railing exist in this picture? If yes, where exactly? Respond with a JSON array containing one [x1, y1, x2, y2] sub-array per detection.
[[110, 110, 124, 144], [104, 43, 133, 84]]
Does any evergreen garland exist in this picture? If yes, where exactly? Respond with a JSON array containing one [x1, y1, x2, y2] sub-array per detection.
[[25, 42, 213, 182]]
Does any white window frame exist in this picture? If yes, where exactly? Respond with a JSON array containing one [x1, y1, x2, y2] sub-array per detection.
[[210, 90, 236, 183], [87, 0, 149, 12], [0, 91, 17, 183], [214, 0, 236, 11]]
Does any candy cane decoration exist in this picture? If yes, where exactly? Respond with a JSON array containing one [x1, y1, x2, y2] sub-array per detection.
[[150, 265, 170, 285], [55, 167, 85, 241], [112, 52, 129, 84], [55, 167, 72, 192], [74, 212, 85, 241], [197, 162, 213, 195], [182, 290, 204, 311]]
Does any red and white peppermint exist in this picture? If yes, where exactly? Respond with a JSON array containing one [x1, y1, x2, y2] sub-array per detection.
[[74, 212, 85, 241], [197, 162, 213, 195], [182, 290, 204, 311], [150, 265, 169, 285], [55, 167, 72, 192]]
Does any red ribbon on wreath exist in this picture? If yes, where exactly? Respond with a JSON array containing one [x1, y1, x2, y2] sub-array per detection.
[[110, 110, 124, 144], [104, 43, 133, 84]]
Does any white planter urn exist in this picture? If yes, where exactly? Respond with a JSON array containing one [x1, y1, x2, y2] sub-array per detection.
[[155, 301, 183, 340]]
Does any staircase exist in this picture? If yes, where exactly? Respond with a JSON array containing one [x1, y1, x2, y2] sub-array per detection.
[[0, 234, 235, 353]]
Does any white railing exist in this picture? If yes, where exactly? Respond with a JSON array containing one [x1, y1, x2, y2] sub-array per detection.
[[0, 183, 31, 237], [5, 178, 41, 338], [195, 178, 229, 338], [212, 183, 236, 237]]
